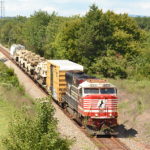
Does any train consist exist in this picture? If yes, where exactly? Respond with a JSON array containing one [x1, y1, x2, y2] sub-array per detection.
[[10, 44, 119, 135]]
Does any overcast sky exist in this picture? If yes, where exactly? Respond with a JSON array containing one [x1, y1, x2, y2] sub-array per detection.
[[4, 0, 150, 17]]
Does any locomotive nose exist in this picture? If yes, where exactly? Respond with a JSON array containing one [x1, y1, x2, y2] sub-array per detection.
[[81, 94, 118, 118]]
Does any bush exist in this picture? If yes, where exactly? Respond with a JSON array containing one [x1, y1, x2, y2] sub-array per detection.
[[91, 56, 127, 78], [0, 62, 19, 87], [3, 97, 72, 150]]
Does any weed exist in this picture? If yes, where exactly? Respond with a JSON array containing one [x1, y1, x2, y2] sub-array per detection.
[[136, 99, 144, 114], [118, 101, 129, 110]]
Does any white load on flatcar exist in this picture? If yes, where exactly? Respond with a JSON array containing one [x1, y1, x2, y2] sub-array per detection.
[[10, 44, 25, 56]]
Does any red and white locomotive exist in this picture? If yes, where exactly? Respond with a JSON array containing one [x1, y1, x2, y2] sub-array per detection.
[[63, 72, 118, 134]]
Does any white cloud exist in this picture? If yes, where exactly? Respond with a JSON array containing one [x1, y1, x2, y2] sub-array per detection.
[[136, 1, 150, 9], [94, 0, 150, 16], [58, 9, 87, 17], [42, 6, 58, 13], [4, 0, 150, 17]]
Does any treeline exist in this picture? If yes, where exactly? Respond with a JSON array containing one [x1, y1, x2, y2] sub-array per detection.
[[134, 16, 150, 30], [0, 4, 150, 79]]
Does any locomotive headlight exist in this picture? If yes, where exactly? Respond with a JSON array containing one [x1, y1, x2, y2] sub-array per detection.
[[95, 114, 98, 117], [109, 114, 112, 117]]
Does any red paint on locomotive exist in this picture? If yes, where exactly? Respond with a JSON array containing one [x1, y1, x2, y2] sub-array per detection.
[[78, 94, 118, 129]]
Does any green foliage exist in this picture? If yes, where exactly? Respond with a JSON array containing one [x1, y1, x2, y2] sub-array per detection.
[[0, 97, 16, 150], [3, 98, 72, 150], [44, 15, 69, 58], [53, 4, 145, 78], [0, 17, 27, 46], [125, 33, 150, 80], [0, 62, 19, 88], [136, 99, 144, 114], [0, 5, 148, 79], [134, 16, 150, 30], [22, 11, 51, 56], [91, 55, 127, 78], [54, 16, 82, 62]]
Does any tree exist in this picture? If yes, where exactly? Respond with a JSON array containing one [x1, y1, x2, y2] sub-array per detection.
[[0, 17, 27, 46], [53, 16, 82, 62], [92, 56, 127, 78], [44, 15, 68, 58], [53, 4, 145, 77], [22, 11, 51, 56], [134, 16, 150, 30], [0, 5, 147, 79], [3, 98, 72, 150]]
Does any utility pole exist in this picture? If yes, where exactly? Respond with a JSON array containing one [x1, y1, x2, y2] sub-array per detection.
[[0, 0, 5, 18]]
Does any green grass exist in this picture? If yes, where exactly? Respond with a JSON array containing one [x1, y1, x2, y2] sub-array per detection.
[[109, 79, 150, 111], [0, 62, 34, 149], [118, 101, 129, 109], [0, 87, 34, 150], [107, 78, 150, 134], [0, 98, 16, 150]]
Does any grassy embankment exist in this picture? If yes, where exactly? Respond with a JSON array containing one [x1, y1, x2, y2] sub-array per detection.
[[110, 79, 150, 140], [0, 97, 15, 149], [0, 62, 33, 149], [0, 62, 72, 150]]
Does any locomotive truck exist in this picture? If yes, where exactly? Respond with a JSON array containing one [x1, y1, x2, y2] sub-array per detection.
[[10, 45, 119, 135]]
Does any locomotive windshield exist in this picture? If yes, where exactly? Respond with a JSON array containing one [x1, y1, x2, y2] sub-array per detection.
[[100, 88, 115, 94], [84, 88, 99, 94], [84, 88, 116, 95]]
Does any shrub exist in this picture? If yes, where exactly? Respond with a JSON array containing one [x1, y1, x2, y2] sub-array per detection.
[[0, 62, 23, 90], [91, 56, 127, 78], [2, 97, 72, 150]]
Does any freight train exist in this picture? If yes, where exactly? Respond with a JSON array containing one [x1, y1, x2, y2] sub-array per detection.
[[10, 44, 119, 135]]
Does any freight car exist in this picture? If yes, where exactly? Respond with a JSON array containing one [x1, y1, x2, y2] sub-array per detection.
[[35, 61, 47, 85], [10, 44, 25, 56], [10, 45, 119, 135]]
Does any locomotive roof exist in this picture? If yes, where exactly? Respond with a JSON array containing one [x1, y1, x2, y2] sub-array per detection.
[[48, 60, 84, 71], [79, 80, 116, 88]]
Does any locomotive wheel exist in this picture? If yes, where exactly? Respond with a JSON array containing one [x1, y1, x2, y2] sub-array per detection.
[[81, 117, 88, 129], [85, 126, 97, 137], [60, 102, 67, 109]]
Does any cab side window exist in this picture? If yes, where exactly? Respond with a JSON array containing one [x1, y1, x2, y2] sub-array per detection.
[[79, 88, 82, 97]]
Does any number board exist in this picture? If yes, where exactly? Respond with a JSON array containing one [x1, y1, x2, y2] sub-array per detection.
[[103, 84, 110, 87]]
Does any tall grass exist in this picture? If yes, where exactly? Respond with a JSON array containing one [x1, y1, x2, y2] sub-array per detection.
[[110, 79, 150, 112], [0, 62, 34, 149], [0, 98, 16, 150]]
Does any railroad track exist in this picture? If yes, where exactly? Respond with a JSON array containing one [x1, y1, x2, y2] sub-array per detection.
[[0, 45, 130, 150], [93, 135, 130, 150]]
